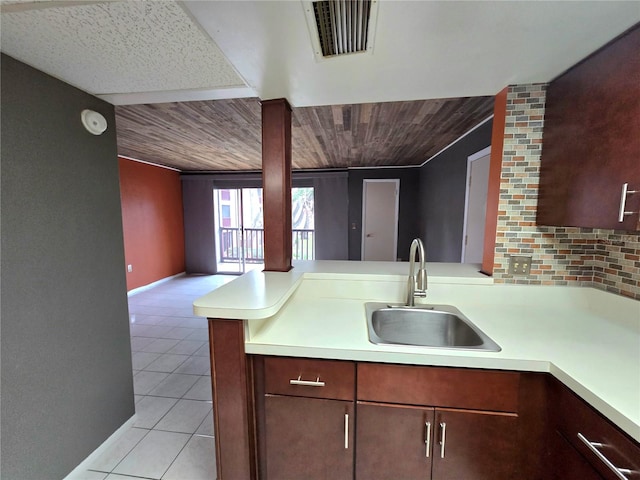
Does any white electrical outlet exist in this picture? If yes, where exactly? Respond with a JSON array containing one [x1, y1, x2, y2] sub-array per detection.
[[127, 264, 133, 273]]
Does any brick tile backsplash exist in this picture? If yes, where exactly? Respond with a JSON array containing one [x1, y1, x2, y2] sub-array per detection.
[[493, 84, 640, 300]]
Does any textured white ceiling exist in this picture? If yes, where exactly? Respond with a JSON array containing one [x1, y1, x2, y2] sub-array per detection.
[[0, 0, 247, 96]]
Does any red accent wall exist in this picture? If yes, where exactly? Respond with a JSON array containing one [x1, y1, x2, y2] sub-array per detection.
[[481, 87, 508, 275], [119, 157, 185, 291]]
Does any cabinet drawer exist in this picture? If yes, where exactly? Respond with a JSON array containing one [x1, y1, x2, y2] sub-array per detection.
[[264, 356, 355, 401], [551, 379, 640, 480], [357, 363, 519, 412]]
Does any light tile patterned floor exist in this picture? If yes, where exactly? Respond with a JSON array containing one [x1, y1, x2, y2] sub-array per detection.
[[68, 274, 233, 480]]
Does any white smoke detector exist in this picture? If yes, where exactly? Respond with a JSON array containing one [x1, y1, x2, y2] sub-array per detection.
[[81, 109, 108, 135]]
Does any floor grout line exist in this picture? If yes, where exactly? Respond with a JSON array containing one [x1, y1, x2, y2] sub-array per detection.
[[98, 427, 152, 477], [157, 433, 194, 480]]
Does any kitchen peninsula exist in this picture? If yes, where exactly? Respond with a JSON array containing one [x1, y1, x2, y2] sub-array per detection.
[[194, 261, 640, 480]]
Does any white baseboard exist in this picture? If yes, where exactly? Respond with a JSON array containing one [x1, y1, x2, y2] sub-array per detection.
[[63, 414, 138, 479], [127, 272, 185, 297]]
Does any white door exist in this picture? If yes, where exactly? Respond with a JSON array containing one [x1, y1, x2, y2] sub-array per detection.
[[362, 179, 399, 261], [461, 147, 491, 263]]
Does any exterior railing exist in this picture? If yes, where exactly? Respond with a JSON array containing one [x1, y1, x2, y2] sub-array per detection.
[[219, 227, 314, 263], [292, 229, 314, 261]]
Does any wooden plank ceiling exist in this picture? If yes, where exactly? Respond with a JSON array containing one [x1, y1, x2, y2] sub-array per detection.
[[115, 96, 494, 171]]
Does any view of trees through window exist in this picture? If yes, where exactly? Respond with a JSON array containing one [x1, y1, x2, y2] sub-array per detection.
[[214, 187, 315, 273], [292, 187, 314, 230]]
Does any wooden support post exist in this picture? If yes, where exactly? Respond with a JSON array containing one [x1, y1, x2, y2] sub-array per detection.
[[481, 87, 508, 276], [261, 98, 293, 272], [208, 319, 256, 480]]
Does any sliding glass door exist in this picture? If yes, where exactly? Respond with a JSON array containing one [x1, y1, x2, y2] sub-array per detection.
[[214, 188, 264, 274], [214, 187, 315, 274], [292, 187, 315, 261]]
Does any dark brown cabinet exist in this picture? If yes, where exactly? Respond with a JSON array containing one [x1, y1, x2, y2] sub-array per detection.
[[549, 430, 604, 480], [254, 357, 640, 480], [431, 408, 518, 480], [264, 395, 354, 480], [356, 403, 433, 479], [356, 363, 520, 480], [537, 25, 640, 231], [356, 403, 518, 480], [546, 378, 640, 480], [258, 356, 356, 480]]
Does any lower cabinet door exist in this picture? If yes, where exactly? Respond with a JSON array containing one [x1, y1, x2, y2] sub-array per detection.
[[356, 402, 434, 480], [264, 395, 354, 480], [431, 408, 519, 480], [549, 430, 604, 480]]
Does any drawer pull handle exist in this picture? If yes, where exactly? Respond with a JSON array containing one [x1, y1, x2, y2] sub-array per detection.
[[439, 422, 447, 459], [289, 375, 325, 387], [618, 183, 638, 222], [425, 422, 431, 458], [577, 433, 635, 480], [344, 413, 349, 449]]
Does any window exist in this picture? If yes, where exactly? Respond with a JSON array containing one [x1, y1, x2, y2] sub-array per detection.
[[221, 204, 231, 227]]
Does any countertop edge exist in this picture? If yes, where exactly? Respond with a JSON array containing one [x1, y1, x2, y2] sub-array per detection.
[[549, 363, 640, 443], [193, 270, 304, 319]]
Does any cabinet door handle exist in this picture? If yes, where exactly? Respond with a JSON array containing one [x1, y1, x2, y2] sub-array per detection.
[[618, 183, 638, 222], [289, 375, 325, 387], [425, 422, 431, 458], [344, 413, 349, 449], [577, 433, 635, 480], [439, 422, 447, 459]]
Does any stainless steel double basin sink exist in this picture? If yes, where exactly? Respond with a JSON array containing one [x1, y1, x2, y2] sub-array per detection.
[[365, 302, 501, 352]]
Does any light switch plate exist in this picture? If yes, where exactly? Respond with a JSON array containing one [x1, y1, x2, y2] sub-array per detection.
[[508, 255, 532, 275]]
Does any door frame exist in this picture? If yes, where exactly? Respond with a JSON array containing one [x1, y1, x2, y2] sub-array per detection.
[[361, 179, 400, 261], [461, 146, 491, 262]]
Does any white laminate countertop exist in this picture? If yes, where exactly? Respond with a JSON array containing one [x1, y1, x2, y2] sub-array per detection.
[[193, 260, 640, 442]]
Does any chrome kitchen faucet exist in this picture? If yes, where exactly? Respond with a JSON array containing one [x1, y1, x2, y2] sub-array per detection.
[[406, 238, 427, 306]]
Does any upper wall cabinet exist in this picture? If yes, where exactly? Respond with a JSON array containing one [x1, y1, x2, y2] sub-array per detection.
[[537, 25, 640, 231]]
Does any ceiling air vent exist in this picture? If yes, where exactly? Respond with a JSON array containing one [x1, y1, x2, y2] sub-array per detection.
[[303, 0, 378, 59]]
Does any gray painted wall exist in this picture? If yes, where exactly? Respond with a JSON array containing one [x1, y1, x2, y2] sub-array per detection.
[[419, 120, 493, 262], [348, 168, 421, 261], [182, 177, 217, 274], [310, 173, 349, 260], [1, 54, 134, 480]]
